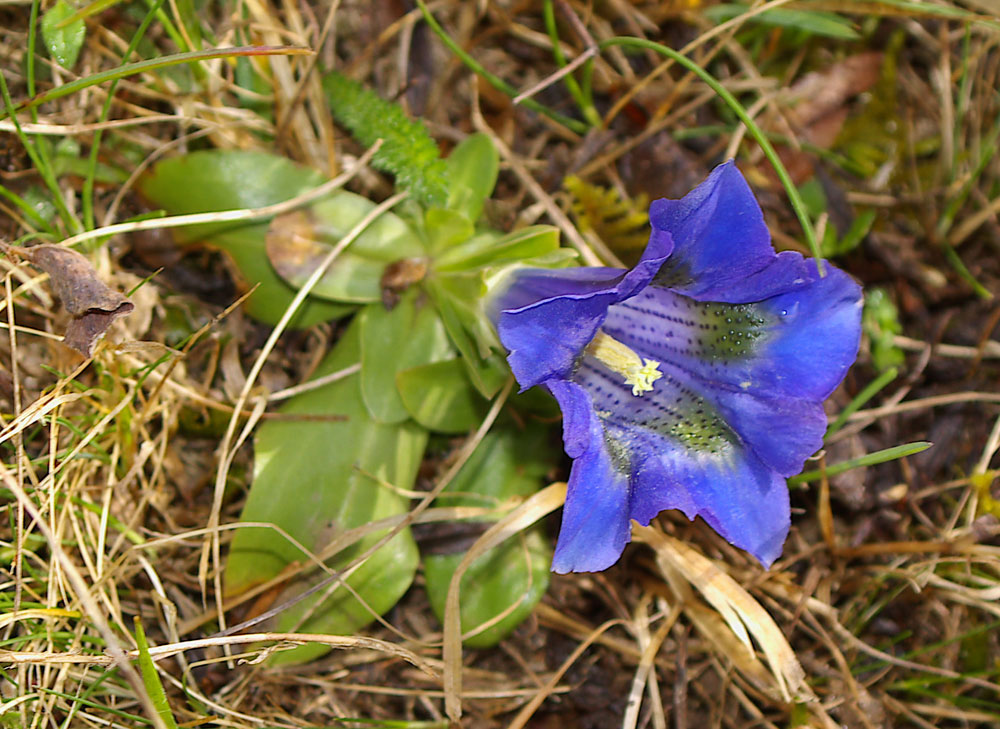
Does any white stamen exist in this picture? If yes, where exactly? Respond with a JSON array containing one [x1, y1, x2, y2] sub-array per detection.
[[585, 331, 662, 396]]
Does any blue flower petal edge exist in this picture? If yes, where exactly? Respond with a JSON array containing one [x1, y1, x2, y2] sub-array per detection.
[[491, 161, 863, 573]]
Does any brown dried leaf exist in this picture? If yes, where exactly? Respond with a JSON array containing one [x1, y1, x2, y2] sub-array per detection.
[[785, 52, 883, 130], [768, 52, 883, 184], [266, 210, 328, 284], [635, 525, 813, 704], [13, 244, 134, 357], [380, 257, 428, 309]]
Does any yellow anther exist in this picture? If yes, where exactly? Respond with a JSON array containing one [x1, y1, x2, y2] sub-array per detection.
[[625, 359, 662, 396], [585, 331, 662, 397]]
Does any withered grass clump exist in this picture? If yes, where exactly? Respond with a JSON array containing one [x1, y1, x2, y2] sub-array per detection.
[[2, 2, 999, 728]]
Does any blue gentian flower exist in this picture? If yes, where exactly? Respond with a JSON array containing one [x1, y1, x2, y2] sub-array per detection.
[[491, 162, 862, 573]]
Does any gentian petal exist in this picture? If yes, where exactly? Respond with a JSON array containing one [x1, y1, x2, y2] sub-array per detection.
[[709, 388, 827, 477], [493, 233, 672, 390], [547, 380, 632, 573], [650, 161, 775, 298], [750, 260, 863, 399], [574, 359, 791, 567], [602, 258, 862, 401], [695, 249, 816, 303], [629, 434, 790, 568]]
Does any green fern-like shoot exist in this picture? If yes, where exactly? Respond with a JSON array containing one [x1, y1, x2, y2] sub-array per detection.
[[323, 71, 448, 207]]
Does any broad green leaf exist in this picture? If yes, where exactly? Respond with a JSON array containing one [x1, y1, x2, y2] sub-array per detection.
[[215, 226, 353, 326], [434, 225, 561, 271], [266, 192, 426, 303], [704, 4, 860, 40], [445, 133, 498, 223], [797, 178, 827, 218], [139, 150, 325, 243], [396, 359, 487, 433], [433, 271, 523, 363], [138, 150, 348, 327], [422, 207, 476, 258], [425, 276, 509, 399], [21, 186, 58, 226], [429, 273, 494, 350], [426, 226, 572, 397], [41, 0, 86, 69], [360, 293, 453, 424], [425, 530, 549, 648], [424, 428, 551, 648], [225, 319, 426, 663]]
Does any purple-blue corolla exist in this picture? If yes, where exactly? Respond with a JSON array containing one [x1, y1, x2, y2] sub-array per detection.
[[491, 162, 862, 573]]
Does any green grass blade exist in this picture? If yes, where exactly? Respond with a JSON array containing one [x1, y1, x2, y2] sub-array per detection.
[[173, 0, 202, 51], [0, 73, 81, 232], [937, 111, 1000, 238], [595, 36, 821, 262], [826, 367, 898, 438], [58, 666, 121, 729], [41, 685, 154, 726], [415, 0, 588, 135], [82, 0, 168, 230], [27, 0, 40, 101], [704, 4, 860, 40], [542, 0, 601, 127], [942, 240, 993, 300], [789, 442, 932, 485], [3, 46, 310, 120], [41, 0, 87, 69], [133, 617, 179, 729], [865, 0, 998, 24]]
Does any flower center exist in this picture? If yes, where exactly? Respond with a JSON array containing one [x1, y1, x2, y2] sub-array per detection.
[[585, 331, 662, 396]]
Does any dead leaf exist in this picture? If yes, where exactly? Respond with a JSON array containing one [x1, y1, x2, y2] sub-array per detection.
[[766, 52, 883, 184], [784, 52, 883, 130], [634, 524, 813, 704], [266, 210, 326, 282], [8, 244, 134, 357], [380, 257, 428, 309]]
